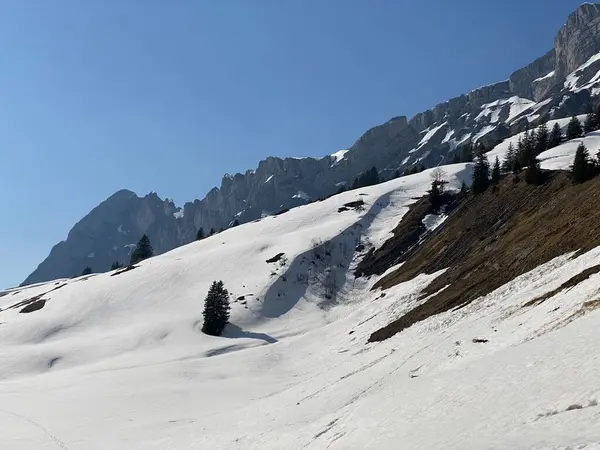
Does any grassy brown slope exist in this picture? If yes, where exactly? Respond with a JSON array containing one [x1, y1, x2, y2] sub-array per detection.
[[369, 171, 600, 342]]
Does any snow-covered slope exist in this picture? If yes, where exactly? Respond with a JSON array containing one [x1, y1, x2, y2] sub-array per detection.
[[486, 114, 600, 171], [3, 161, 600, 449]]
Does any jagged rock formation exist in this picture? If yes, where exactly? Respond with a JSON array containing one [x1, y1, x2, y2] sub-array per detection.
[[22, 3, 600, 286]]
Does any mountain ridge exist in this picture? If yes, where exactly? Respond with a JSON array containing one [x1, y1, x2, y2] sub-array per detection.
[[22, 3, 600, 286]]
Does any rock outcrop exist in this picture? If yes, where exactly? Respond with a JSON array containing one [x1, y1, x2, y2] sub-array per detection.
[[22, 3, 600, 286]]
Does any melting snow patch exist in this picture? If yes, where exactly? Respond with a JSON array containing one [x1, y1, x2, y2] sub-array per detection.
[[87, 252, 95, 259], [292, 191, 311, 201], [565, 51, 600, 90], [472, 125, 496, 142], [264, 175, 274, 184], [416, 122, 448, 149], [330, 149, 348, 166], [533, 70, 555, 83], [422, 213, 447, 232], [173, 209, 184, 219]]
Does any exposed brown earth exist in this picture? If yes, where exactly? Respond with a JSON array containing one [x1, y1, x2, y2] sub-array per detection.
[[368, 171, 600, 342]]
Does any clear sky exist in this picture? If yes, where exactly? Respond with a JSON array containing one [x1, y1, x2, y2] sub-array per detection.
[[0, 0, 585, 288]]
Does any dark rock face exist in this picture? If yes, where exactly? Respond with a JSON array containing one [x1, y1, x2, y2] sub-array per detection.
[[22, 3, 600, 286]]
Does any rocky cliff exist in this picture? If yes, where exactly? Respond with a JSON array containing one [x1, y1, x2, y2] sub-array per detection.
[[22, 3, 600, 286]]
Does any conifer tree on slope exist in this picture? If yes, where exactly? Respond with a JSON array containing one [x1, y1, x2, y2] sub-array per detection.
[[584, 109, 597, 134], [202, 281, 231, 336], [571, 142, 591, 184], [81, 266, 92, 276], [196, 227, 204, 241], [534, 122, 549, 155], [566, 116, 583, 140], [502, 142, 516, 172], [471, 146, 490, 195], [548, 123, 563, 149], [491, 156, 501, 184], [130, 234, 154, 265]]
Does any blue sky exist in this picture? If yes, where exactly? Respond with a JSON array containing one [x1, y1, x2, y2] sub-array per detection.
[[0, 0, 584, 288]]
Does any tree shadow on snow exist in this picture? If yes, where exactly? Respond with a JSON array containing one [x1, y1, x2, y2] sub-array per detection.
[[221, 323, 278, 343]]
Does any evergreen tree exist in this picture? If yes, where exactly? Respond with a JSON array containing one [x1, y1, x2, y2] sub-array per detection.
[[110, 261, 123, 270], [595, 104, 600, 131], [491, 156, 501, 184], [518, 130, 535, 170], [201, 280, 231, 336], [81, 266, 92, 276], [571, 142, 591, 184], [471, 147, 490, 195], [451, 152, 461, 164], [210, 228, 215, 236], [232, 219, 240, 227], [584, 110, 597, 134], [460, 143, 474, 163], [196, 227, 204, 241], [524, 156, 542, 185], [548, 123, 563, 149], [393, 169, 401, 179], [502, 142, 516, 172], [460, 181, 468, 196], [534, 122, 549, 155], [130, 234, 154, 265], [566, 116, 583, 140]]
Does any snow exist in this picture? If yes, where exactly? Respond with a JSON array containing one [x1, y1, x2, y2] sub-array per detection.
[[292, 190, 311, 201], [173, 209, 184, 219], [486, 115, 588, 170], [87, 252, 95, 259], [533, 70, 555, 83], [472, 124, 496, 142], [506, 96, 536, 123], [330, 149, 349, 166], [565, 51, 600, 90], [422, 213, 447, 231], [415, 122, 447, 150], [2, 161, 600, 448], [264, 175, 274, 183], [442, 128, 455, 143]]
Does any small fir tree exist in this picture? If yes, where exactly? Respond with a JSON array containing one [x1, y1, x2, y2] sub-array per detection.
[[460, 143, 474, 163], [196, 227, 204, 241], [502, 142, 516, 172], [210, 228, 215, 236], [524, 156, 542, 185], [534, 122, 549, 155], [201, 281, 231, 336], [491, 156, 501, 184], [81, 266, 92, 276], [548, 123, 563, 149], [471, 147, 490, 195], [232, 219, 239, 227], [584, 109, 597, 134], [130, 234, 154, 265], [571, 142, 591, 184], [566, 116, 583, 140]]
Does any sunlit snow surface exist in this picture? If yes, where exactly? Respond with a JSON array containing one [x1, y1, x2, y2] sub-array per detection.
[[1, 163, 600, 449]]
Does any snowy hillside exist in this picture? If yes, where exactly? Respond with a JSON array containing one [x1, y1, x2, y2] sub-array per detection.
[[3, 159, 600, 449]]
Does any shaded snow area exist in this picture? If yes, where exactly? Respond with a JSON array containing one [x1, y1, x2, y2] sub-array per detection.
[[173, 209, 184, 219], [330, 149, 349, 166], [487, 115, 589, 171], [422, 213, 447, 232], [2, 162, 600, 448]]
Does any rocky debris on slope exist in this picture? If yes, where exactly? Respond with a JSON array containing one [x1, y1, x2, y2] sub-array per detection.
[[368, 171, 600, 342], [23, 4, 600, 286]]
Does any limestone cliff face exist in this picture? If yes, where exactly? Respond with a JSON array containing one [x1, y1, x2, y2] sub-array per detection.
[[22, 3, 600, 286]]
